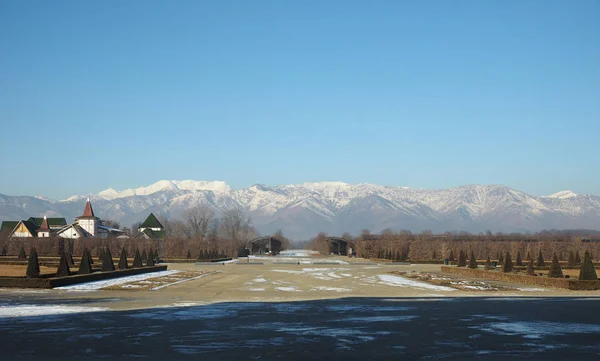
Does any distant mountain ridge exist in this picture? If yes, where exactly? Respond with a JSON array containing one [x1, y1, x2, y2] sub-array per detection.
[[1, 181, 599, 240]]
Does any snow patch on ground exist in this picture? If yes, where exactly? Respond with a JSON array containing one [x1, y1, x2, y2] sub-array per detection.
[[377, 274, 456, 291], [312, 286, 351, 292], [275, 286, 302, 292], [54, 270, 181, 291], [248, 288, 266, 292]]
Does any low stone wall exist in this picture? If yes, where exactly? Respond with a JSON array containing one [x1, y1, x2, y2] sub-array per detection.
[[0, 265, 168, 289], [441, 266, 600, 290]]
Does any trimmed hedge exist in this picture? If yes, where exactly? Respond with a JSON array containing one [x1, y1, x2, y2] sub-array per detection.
[[441, 266, 600, 290], [0, 265, 168, 289]]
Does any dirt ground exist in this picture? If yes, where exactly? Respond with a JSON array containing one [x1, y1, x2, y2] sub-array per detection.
[[1, 251, 599, 313]]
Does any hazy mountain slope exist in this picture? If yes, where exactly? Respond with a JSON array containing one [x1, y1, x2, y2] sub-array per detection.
[[1, 181, 599, 239]]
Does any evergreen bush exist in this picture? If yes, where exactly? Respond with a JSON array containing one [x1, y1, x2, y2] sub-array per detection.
[[548, 253, 563, 278], [575, 252, 582, 265], [578, 251, 598, 281], [187, 250, 192, 259], [469, 251, 477, 269], [18, 245, 26, 259], [147, 249, 155, 267], [1, 247, 6, 256], [502, 252, 513, 273], [484, 256, 493, 270], [102, 247, 115, 271], [141, 249, 148, 264], [527, 259, 535, 276], [56, 251, 71, 277], [118, 248, 129, 270], [78, 248, 93, 274], [536, 250, 545, 267], [448, 250, 455, 262], [516, 251, 523, 266], [457, 250, 467, 267], [26, 247, 40, 278], [568, 251, 576, 267], [132, 249, 143, 268]]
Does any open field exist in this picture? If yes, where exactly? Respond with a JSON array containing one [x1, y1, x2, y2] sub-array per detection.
[[1, 250, 600, 360]]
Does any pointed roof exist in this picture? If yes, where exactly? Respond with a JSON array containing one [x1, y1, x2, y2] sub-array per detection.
[[140, 213, 163, 229], [8, 220, 39, 237], [38, 216, 50, 231], [28, 217, 67, 228], [81, 198, 95, 217]]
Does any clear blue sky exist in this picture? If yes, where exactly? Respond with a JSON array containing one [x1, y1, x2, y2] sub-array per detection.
[[1, 0, 598, 199]]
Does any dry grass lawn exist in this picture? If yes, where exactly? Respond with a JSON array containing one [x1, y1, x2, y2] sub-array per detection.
[[0, 264, 56, 277]]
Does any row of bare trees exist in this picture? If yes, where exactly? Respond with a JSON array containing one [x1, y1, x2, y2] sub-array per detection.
[[308, 229, 600, 262]]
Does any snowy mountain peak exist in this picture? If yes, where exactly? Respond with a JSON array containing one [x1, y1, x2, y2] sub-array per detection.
[[97, 180, 231, 200], [547, 190, 578, 199]]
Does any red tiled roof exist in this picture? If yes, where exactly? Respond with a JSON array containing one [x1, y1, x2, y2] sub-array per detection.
[[82, 199, 95, 217], [38, 216, 50, 231]]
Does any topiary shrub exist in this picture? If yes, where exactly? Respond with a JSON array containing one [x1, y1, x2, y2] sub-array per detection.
[[568, 251, 576, 267], [448, 250, 455, 262], [498, 252, 504, 265], [147, 249, 155, 267], [526, 251, 532, 261], [102, 247, 115, 272], [56, 251, 71, 277], [132, 249, 143, 268], [516, 251, 523, 267], [536, 250, 545, 267], [469, 251, 477, 269], [484, 256, 493, 270], [457, 250, 467, 267], [527, 259, 535, 276], [118, 248, 128, 270], [26, 247, 40, 278], [1, 247, 6, 256], [548, 253, 564, 278], [575, 252, 582, 265], [502, 252, 513, 273], [67, 252, 75, 267], [18, 245, 26, 260], [78, 248, 93, 275], [141, 249, 148, 264], [187, 250, 192, 259], [578, 251, 598, 281]]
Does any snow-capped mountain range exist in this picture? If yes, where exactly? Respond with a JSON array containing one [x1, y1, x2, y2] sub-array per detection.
[[1, 180, 599, 240]]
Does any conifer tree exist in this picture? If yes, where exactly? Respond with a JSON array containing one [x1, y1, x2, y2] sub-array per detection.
[[118, 248, 129, 270], [102, 247, 115, 271], [502, 252, 513, 273], [469, 251, 477, 269], [141, 249, 148, 264], [457, 250, 467, 267], [578, 251, 598, 281], [18, 245, 26, 259], [1, 247, 6, 256], [575, 251, 582, 265], [56, 251, 71, 277], [78, 248, 93, 274], [187, 249, 192, 259], [516, 251, 523, 266], [67, 252, 75, 267], [484, 256, 493, 270], [536, 250, 545, 267], [146, 249, 155, 266], [568, 251, 576, 267], [548, 253, 563, 278], [132, 249, 143, 268], [26, 247, 40, 278], [87, 248, 94, 265], [526, 250, 532, 261], [527, 259, 535, 276], [448, 250, 455, 262]]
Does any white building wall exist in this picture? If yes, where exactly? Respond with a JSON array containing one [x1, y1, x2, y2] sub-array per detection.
[[12, 231, 32, 238], [78, 219, 96, 237]]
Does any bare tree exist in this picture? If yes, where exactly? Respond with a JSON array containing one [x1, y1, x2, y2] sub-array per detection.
[[184, 205, 215, 247], [220, 209, 252, 244]]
